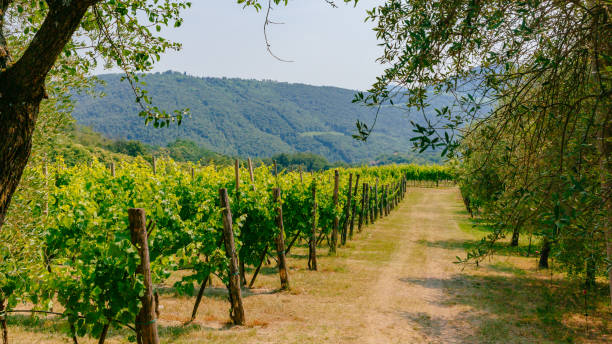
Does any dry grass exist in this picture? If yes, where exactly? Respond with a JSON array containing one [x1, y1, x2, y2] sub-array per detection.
[[6, 187, 612, 343]]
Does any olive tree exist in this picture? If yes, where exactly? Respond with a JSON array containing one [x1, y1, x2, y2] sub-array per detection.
[[356, 0, 611, 302]]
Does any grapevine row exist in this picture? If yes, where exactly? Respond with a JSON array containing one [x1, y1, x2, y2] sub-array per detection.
[[0, 157, 452, 342]]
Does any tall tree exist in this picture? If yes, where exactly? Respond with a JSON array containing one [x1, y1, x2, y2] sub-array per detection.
[[0, 0, 192, 229], [356, 0, 611, 302]]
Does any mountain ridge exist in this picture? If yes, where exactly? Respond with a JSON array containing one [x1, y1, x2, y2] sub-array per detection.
[[71, 71, 443, 163]]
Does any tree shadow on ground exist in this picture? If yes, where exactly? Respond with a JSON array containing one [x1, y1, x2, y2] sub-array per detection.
[[397, 274, 611, 343], [418, 239, 536, 258], [157, 284, 281, 300], [7, 313, 241, 343]]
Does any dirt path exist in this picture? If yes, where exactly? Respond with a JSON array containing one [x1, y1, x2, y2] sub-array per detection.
[[233, 187, 476, 344], [358, 187, 471, 344]]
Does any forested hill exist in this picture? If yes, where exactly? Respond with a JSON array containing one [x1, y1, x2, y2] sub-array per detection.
[[72, 71, 444, 163]]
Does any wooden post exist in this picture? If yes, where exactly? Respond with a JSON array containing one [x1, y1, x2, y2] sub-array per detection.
[[330, 170, 339, 254], [234, 159, 241, 200], [381, 184, 385, 217], [369, 184, 374, 224], [392, 184, 395, 210], [152, 156, 157, 175], [385, 185, 389, 216], [381, 185, 386, 217], [273, 188, 290, 290], [390, 184, 394, 210], [358, 182, 366, 231], [384, 185, 388, 216], [43, 161, 48, 218], [380, 185, 384, 217], [233, 160, 247, 287], [399, 180, 402, 201], [390, 184, 394, 211], [395, 183, 399, 206], [375, 180, 380, 219], [392, 183, 396, 209], [128, 208, 159, 344], [218, 189, 246, 325], [349, 174, 360, 239], [341, 173, 352, 245], [299, 166, 303, 183], [308, 181, 318, 271], [390, 184, 393, 212], [247, 157, 255, 188], [191, 167, 195, 180], [389, 185, 393, 212], [110, 162, 115, 177]]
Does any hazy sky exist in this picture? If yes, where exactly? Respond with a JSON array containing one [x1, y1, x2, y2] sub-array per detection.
[[102, 0, 386, 90]]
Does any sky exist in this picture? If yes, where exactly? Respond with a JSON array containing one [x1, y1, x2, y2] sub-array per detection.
[[96, 0, 387, 91]]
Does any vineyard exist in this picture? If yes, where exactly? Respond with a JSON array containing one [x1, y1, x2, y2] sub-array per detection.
[[0, 158, 451, 343]]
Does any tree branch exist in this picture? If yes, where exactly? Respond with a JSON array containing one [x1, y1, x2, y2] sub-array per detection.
[[5, 0, 98, 96]]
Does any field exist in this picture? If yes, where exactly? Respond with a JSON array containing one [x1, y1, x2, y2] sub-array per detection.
[[6, 187, 610, 343]]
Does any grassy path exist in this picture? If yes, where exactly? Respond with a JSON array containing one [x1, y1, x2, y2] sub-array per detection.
[[358, 187, 470, 343], [10, 187, 611, 343]]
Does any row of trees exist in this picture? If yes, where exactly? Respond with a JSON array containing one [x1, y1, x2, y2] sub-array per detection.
[[357, 0, 612, 303]]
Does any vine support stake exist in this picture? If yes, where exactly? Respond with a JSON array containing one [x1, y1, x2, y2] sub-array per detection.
[[308, 180, 318, 271], [43, 161, 48, 218], [128, 208, 159, 344], [247, 157, 256, 189], [219, 188, 246, 325], [349, 174, 360, 240], [358, 183, 367, 230], [273, 188, 290, 290], [299, 166, 303, 183], [330, 170, 339, 254], [375, 179, 380, 220], [234, 159, 247, 286], [341, 173, 352, 245]]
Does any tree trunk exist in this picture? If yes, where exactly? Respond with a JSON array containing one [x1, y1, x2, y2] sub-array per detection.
[[0, 0, 96, 230], [510, 225, 520, 246], [186, 275, 209, 324], [0, 100, 40, 229], [0, 297, 7, 344], [586, 259, 596, 289], [590, 0, 612, 305], [98, 323, 110, 344], [248, 245, 268, 288], [538, 238, 551, 269]]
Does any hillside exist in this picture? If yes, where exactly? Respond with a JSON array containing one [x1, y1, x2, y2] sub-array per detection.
[[72, 72, 445, 163]]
